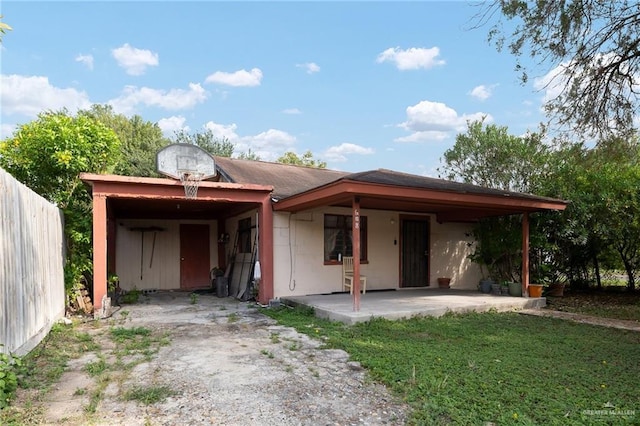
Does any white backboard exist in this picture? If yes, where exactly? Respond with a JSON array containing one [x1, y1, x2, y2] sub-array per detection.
[[156, 143, 216, 180]]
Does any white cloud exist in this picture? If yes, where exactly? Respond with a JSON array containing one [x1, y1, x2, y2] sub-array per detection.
[[75, 54, 94, 70], [282, 108, 302, 115], [0, 74, 91, 117], [376, 46, 445, 70], [396, 100, 491, 142], [202, 121, 296, 161], [203, 121, 239, 140], [468, 84, 497, 101], [296, 62, 320, 74], [205, 68, 263, 87], [157, 115, 190, 136], [111, 43, 159, 76], [324, 143, 374, 162], [108, 83, 207, 114]]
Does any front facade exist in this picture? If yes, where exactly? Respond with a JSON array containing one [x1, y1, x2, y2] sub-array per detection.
[[81, 156, 567, 313]]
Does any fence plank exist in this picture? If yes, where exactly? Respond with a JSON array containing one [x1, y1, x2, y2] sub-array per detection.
[[0, 168, 65, 356]]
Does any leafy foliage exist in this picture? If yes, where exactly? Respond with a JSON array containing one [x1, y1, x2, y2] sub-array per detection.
[[0, 15, 11, 43], [79, 104, 170, 177], [277, 150, 327, 168], [476, 0, 640, 137], [0, 350, 23, 409], [0, 110, 121, 293], [172, 129, 235, 157]]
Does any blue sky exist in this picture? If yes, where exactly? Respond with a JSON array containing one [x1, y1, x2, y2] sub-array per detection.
[[0, 1, 554, 176]]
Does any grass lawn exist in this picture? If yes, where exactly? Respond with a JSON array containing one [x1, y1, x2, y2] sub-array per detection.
[[264, 307, 640, 425]]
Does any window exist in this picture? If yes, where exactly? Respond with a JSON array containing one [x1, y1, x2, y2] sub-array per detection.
[[324, 214, 367, 262]]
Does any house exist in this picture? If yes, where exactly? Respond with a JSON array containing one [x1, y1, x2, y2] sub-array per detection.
[[80, 150, 568, 315]]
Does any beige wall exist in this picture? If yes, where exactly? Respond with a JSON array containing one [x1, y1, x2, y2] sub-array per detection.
[[272, 208, 483, 298], [115, 219, 218, 291]]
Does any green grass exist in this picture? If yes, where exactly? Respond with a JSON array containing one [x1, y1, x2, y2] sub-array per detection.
[[123, 385, 176, 405], [263, 306, 640, 425]]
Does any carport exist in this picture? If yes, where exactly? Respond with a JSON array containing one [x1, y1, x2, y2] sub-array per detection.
[[80, 173, 274, 314]]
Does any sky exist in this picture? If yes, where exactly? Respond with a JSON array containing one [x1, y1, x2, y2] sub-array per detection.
[[0, 1, 555, 177]]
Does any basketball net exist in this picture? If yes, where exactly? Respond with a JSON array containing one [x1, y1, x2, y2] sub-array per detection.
[[179, 171, 204, 199]]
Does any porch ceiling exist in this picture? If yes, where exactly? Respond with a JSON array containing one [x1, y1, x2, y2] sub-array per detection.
[[107, 197, 248, 220]]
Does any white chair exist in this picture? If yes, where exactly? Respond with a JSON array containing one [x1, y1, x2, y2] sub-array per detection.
[[342, 256, 367, 294]]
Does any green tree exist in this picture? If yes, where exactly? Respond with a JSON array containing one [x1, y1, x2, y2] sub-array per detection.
[[440, 119, 550, 193], [476, 0, 640, 137], [0, 15, 11, 43], [0, 110, 121, 293], [277, 150, 327, 168], [173, 129, 235, 157], [80, 105, 170, 177], [236, 148, 261, 161]]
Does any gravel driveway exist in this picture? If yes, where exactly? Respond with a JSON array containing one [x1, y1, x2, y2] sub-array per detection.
[[39, 292, 408, 425]]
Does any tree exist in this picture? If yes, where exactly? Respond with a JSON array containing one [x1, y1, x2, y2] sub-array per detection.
[[0, 110, 121, 293], [173, 129, 235, 157], [476, 0, 640, 137], [80, 105, 170, 177], [277, 150, 327, 168], [236, 148, 261, 161], [0, 15, 11, 43], [439, 119, 550, 193]]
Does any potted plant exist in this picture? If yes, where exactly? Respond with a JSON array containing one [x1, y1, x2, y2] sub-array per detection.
[[437, 277, 451, 289], [500, 281, 510, 295], [528, 283, 544, 298], [508, 281, 522, 297]]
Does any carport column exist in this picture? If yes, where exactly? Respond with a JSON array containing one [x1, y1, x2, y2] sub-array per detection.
[[522, 212, 530, 296], [258, 197, 274, 304], [93, 193, 108, 313], [352, 196, 361, 312]]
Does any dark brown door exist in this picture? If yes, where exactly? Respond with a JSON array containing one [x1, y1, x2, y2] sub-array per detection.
[[180, 224, 210, 289], [401, 218, 429, 287]]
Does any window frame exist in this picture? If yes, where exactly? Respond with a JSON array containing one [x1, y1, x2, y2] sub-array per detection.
[[323, 214, 368, 265]]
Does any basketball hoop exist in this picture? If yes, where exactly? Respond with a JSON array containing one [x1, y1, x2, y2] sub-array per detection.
[[180, 171, 204, 199]]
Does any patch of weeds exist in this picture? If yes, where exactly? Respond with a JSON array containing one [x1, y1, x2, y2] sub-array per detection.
[[288, 342, 300, 351], [74, 387, 87, 396], [260, 349, 274, 359], [190, 293, 199, 304], [123, 385, 176, 405], [227, 312, 239, 323], [84, 375, 110, 414], [270, 333, 281, 344], [0, 349, 24, 409], [219, 305, 227, 311], [119, 310, 130, 321], [84, 357, 108, 377], [308, 367, 320, 378], [121, 288, 141, 304], [284, 365, 294, 373]]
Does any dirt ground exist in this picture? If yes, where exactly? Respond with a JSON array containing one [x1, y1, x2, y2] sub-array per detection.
[[26, 292, 409, 425]]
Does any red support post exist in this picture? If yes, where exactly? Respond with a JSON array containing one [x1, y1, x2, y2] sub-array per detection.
[[93, 194, 108, 313], [352, 197, 361, 312], [522, 212, 530, 296]]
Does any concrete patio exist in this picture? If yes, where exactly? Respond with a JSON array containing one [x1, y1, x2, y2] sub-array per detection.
[[282, 288, 546, 324]]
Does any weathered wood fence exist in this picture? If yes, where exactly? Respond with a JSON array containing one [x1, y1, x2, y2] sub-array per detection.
[[0, 167, 65, 355]]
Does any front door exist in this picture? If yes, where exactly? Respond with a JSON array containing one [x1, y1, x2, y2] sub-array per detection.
[[180, 224, 210, 289], [401, 217, 429, 287]]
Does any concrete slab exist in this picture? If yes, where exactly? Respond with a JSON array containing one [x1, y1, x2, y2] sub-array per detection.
[[282, 288, 545, 324]]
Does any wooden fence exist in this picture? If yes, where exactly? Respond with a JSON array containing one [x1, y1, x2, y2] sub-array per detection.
[[0, 168, 65, 356]]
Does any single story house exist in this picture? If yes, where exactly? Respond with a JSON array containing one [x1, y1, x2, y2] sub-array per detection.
[[81, 153, 568, 314]]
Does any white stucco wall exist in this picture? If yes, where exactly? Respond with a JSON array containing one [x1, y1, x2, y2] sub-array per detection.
[[115, 219, 218, 291], [272, 208, 483, 298]]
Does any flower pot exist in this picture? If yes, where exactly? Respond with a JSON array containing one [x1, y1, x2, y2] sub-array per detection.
[[501, 286, 510, 295], [479, 279, 493, 294], [508, 281, 522, 297], [437, 277, 451, 289], [528, 284, 543, 298], [491, 283, 502, 295]]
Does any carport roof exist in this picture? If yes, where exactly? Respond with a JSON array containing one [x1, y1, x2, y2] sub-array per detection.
[[214, 157, 568, 222]]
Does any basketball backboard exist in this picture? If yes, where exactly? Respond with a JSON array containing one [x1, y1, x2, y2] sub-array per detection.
[[156, 143, 217, 180]]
